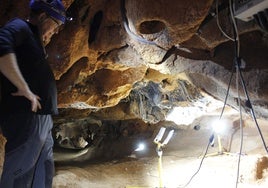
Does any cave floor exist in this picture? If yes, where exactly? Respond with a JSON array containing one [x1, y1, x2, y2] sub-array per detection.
[[52, 117, 268, 188], [53, 155, 268, 188]]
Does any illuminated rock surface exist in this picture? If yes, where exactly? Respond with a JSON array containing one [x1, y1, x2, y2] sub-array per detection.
[[0, 0, 268, 187]]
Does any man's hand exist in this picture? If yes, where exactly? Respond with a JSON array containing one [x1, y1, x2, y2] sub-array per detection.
[[12, 89, 42, 112], [0, 53, 42, 112]]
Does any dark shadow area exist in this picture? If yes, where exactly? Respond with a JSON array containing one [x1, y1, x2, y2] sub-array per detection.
[[88, 11, 103, 44]]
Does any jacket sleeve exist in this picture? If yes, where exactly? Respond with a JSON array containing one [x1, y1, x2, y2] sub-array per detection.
[[0, 18, 29, 57]]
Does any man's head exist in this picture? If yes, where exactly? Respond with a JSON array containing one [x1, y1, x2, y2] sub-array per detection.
[[29, 0, 66, 24], [29, 0, 66, 45]]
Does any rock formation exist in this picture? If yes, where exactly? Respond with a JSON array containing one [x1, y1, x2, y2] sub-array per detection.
[[0, 0, 267, 162]]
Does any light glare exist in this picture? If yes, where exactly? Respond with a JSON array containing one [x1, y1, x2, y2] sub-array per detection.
[[166, 107, 203, 125], [135, 143, 145, 151], [212, 119, 227, 134]]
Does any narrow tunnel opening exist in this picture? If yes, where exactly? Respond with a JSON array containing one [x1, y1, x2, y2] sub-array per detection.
[[139, 20, 166, 34], [88, 11, 103, 44]]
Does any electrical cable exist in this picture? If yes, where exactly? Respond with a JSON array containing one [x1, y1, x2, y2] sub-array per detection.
[[235, 75, 244, 188], [229, 0, 240, 57], [229, 0, 268, 154], [120, 0, 166, 50], [177, 139, 211, 188], [176, 3, 238, 186], [219, 62, 235, 119], [210, 0, 237, 160], [235, 53, 243, 188], [229, 1, 244, 187], [178, 1, 268, 187], [216, 0, 235, 41], [236, 59, 268, 153], [229, 0, 268, 186]]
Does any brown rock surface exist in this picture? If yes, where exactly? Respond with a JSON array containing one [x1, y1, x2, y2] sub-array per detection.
[[0, 0, 268, 187]]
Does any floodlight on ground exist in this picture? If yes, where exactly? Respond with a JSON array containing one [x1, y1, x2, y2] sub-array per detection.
[[162, 130, 174, 145], [154, 127, 166, 143], [205, 118, 237, 157], [212, 119, 227, 134], [135, 143, 146, 152], [154, 127, 174, 188]]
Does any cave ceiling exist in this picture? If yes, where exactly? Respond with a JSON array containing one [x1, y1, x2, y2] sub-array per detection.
[[1, 0, 268, 155]]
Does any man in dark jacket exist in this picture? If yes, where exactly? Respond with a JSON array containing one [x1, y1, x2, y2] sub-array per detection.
[[0, 0, 67, 187]]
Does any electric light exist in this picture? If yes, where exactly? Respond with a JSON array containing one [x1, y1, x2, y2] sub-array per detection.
[[55, 54, 61, 59], [153, 127, 174, 188], [211, 118, 230, 134], [135, 143, 145, 152]]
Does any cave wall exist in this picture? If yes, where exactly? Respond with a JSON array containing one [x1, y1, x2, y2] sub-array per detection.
[[0, 0, 268, 162]]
